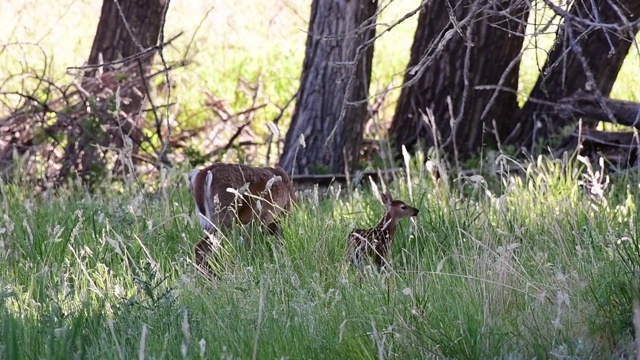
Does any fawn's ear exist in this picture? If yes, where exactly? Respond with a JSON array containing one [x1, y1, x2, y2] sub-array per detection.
[[380, 191, 392, 207]]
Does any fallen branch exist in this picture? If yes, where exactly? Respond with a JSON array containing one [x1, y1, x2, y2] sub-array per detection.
[[558, 93, 640, 128], [557, 128, 639, 170], [291, 167, 402, 188], [0, 58, 189, 187]]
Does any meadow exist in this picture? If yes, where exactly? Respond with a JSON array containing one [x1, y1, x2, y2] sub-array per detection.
[[2, 0, 640, 358], [1, 155, 640, 359]]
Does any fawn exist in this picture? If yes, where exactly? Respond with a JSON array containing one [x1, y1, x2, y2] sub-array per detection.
[[189, 163, 296, 274], [348, 191, 419, 269]]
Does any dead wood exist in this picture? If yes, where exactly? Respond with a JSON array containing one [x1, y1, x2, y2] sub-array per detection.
[[557, 128, 640, 170], [558, 92, 640, 128], [291, 167, 402, 188], [0, 59, 188, 187]]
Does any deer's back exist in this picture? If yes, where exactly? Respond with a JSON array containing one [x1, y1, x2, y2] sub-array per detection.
[[190, 163, 295, 229]]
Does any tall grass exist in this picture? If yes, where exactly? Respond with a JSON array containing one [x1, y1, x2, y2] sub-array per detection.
[[1, 153, 639, 359]]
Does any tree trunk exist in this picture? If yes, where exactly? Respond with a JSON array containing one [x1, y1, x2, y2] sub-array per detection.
[[511, 0, 640, 151], [278, 0, 378, 175], [78, 0, 167, 183], [388, 0, 530, 159]]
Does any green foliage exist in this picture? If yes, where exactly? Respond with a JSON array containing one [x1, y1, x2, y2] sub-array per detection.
[[184, 145, 208, 167], [309, 163, 331, 175]]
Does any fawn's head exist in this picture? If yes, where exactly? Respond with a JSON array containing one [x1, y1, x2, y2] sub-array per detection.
[[381, 191, 419, 219]]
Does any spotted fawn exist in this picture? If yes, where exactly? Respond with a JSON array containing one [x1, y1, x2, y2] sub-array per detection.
[[348, 191, 419, 268]]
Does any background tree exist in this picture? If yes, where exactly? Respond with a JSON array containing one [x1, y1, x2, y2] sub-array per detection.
[[390, 0, 640, 162], [278, 0, 378, 175], [510, 0, 640, 151], [76, 0, 169, 182], [388, 0, 530, 159]]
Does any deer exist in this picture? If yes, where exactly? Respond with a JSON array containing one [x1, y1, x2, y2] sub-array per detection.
[[189, 163, 297, 275], [348, 191, 419, 270]]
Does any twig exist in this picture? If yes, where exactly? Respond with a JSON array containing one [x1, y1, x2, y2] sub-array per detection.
[[203, 120, 253, 159], [542, 0, 640, 32], [266, 90, 298, 166], [114, 0, 145, 52], [66, 33, 183, 72], [156, 0, 173, 168]]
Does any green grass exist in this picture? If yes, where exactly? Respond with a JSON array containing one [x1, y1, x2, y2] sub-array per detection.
[[1, 154, 639, 359]]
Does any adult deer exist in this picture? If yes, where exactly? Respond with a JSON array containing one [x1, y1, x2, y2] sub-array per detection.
[[189, 163, 296, 274]]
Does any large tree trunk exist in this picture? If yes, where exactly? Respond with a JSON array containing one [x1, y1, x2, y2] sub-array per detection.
[[278, 0, 378, 175], [510, 0, 640, 152], [77, 0, 168, 183], [87, 0, 166, 76], [388, 0, 530, 159]]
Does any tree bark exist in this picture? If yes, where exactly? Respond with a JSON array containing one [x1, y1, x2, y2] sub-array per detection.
[[78, 0, 168, 183], [388, 0, 530, 159], [511, 0, 640, 151], [86, 0, 166, 112], [278, 0, 378, 175]]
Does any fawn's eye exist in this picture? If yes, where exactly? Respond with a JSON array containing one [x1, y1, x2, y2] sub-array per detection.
[[401, 205, 408, 210]]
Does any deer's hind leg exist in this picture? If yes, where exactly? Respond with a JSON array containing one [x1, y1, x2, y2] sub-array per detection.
[[265, 221, 283, 238], [194, 212, 229, 278], [194, 232, 222, 278]]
